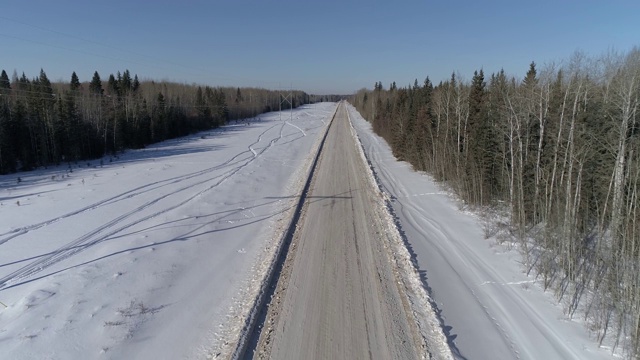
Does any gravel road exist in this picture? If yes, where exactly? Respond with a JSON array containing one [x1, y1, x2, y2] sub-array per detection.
[[252, 102, 424, 359]]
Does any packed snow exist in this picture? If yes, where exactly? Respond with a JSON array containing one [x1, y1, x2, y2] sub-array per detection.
[[0, 103, 335, 359], [347, 103, 615, 360]]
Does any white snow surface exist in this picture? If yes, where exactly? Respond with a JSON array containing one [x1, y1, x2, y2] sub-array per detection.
[[0, 103, 335, 360], [347, 104, 615, 360]]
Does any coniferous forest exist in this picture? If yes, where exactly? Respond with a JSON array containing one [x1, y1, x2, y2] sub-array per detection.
[[0, 68, 312, 174], [352, 48, 640, 356]]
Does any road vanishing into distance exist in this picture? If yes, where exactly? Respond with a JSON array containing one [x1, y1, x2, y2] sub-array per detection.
[[250, 102, 426, 359]]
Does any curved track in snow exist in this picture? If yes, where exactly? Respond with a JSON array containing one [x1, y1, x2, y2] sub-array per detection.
[[0, 122, 289, 289]]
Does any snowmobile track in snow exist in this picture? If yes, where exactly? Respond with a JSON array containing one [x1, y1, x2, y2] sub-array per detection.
[[0, 121, 290, 290]]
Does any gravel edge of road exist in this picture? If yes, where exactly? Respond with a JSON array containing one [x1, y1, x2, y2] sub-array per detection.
[[217, 104, 338, 360], [346, 104, 455, 360]]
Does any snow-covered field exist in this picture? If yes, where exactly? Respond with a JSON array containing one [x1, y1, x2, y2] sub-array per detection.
[[347, 104, 615, 360], [0, 103, 335, 359]]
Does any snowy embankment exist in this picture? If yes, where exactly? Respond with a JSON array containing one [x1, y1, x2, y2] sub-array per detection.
[[347, 104, 614, 360], [0, 103, 335, 359]]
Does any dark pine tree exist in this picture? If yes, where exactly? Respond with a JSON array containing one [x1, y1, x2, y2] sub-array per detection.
[[132, 75, 140, 93], [0, 70, 10, 90], [0, 69, 12, 172], [89, 71, 104, 95], [467, 69, 497, 204], [235, 87, 242, 103], [522, 61, 540, 221], [121, 70, 132, 94], [70, 71, 81, 92], [153, 92, 167, 141], [107, 74, 119, 97]]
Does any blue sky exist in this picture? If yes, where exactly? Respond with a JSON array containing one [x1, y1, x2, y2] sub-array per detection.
[[0, 0, 638, 94]]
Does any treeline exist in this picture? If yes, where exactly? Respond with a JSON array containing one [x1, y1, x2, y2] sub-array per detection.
[[352, 48, 640, 357], [0, 68, 311, 174], [313, 94, 348, 102]]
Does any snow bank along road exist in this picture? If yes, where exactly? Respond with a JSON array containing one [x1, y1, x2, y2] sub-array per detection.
[[0, 103, 335, 359], [249, 102, 445, 360], [348, 104, 613, 360]]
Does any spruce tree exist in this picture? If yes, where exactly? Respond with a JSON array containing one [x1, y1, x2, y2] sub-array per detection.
[[467, 70, 486, 156], [0, 101, 15, 173], [523, 61, 537, 87], [39, 69, 53, 95], [17, 72, 29, 91], [121, 70, 132, 94], [196, 86, 210, 120], [0, 70, 10, 90], [132, 75, 140, 93], [89, 71, 103, 95], [522, 61, 540, 221], [70, 71, 81, 92], [107, 74, 119, 96], [467, 69, 497, 204]]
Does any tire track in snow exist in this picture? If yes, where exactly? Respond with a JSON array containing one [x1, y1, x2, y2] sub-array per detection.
[[0, 122, 291, 290], [0, 123, 283, 247], [284, 121, 306, 136]]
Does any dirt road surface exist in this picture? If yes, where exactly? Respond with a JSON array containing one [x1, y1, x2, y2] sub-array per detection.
[[252, 102, 425, 359]]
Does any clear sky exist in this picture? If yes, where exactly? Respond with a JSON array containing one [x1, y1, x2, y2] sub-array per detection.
[[0, 0, 638, 94]]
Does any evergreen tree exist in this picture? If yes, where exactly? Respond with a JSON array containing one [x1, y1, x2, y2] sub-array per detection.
[[39, 69, 53, 95], [0, 69, 11, 171], [211, 89, 228, 127], [136, 98, 151, 146], [0, 101, 14, 173], [523, 61, 538, 87], [195, 86, 210, 120], [0, 70, 10, 90], [63, 91, 82, 160], [36, 69, 56, 164], [132, 75, 140, 93], [121, 70, 132, 94], [70, 71, 81, 92], [89, 71, 103, 95], [467, 69, 498, 204], [12, 99, 33, 170], [521, 61, 541, 221], [17, 72, 29, 91], [153, 92, 167, 141], [53, 95, 67, 163], [107, 74, 119, 96]]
